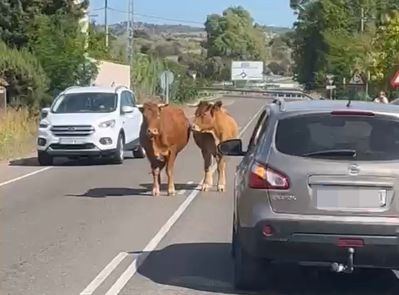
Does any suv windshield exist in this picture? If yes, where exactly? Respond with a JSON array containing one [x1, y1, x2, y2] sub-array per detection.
[[51, 92, 117, 113], [276, 114, 399, 161]]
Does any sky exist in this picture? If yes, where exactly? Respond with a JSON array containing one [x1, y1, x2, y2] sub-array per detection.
[[89, 0, 296, 28]]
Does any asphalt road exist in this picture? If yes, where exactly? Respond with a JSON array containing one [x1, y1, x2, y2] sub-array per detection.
[[1, 96, 398, 295]]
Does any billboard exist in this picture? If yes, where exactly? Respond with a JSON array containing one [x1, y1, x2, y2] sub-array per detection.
[[231, 61, 264, 81]]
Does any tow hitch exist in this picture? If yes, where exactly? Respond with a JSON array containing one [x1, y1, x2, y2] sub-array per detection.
[[331, 247, 355, 274]]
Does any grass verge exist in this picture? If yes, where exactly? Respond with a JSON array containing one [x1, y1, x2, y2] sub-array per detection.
[[0, 109, 37, 161]]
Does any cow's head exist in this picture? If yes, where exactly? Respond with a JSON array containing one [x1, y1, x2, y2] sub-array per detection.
[[142, 102, 168, 138], [192, 100, 223, 133]]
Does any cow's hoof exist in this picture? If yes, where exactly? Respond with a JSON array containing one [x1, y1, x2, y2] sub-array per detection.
[[168, 190, 176, 196], [152, 189, 160, 197], [201, 184, 211, 192], [217, 185, 225, 192]]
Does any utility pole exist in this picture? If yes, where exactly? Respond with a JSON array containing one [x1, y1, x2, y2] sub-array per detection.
[[127, 0, 134, 64], [127, 0, 134, 88], [105, 0, 109, 48], [360, 6, 370, 100]]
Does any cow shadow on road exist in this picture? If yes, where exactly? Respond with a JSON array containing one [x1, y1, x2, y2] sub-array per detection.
[[69, 183, 198, 198], [137, 243, 398, 295]]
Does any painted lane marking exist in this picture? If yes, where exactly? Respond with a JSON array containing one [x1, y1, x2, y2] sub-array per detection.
[[103, 106, 264, 295], [0, 167, 52, 188], [80, 252, 129, 295]]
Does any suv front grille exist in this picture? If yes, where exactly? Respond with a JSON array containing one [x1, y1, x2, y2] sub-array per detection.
[[49, 143, 96, 150], [51, 125, 94, 137]]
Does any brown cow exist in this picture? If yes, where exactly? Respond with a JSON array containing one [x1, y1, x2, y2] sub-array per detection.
[[191, 100, 239, 192], [140, 102, 190, 196]]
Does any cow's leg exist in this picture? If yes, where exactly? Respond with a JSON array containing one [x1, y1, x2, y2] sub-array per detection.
[[166, 152, 177, 196], [201, 149, 213, 191], [151, 165, 161, 197], [216, 155, 226, 192]]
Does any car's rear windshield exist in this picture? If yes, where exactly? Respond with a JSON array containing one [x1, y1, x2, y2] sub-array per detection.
[[275, 113, 399, 161], [51, 92, 117, 113]]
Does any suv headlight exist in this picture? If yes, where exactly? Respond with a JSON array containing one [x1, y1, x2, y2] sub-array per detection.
[[99, 119, 116, 128], [39, 120, 50, 129]]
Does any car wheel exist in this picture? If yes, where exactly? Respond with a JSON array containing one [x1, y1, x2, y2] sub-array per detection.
[[113, 134, 125, 164], [38, 151, 53, 166], [234, 232, 267, 291], [133, 146, 146, 158]]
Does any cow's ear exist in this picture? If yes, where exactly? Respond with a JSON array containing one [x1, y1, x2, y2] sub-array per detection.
[[214, 100, 223, 108], [212, 100, 223, 111], [197, 101, 206, 108]]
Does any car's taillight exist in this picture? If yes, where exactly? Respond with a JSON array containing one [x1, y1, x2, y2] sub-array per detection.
[[249, 162, 290, 190]]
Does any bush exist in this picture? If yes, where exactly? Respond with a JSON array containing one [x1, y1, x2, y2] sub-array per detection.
[[0, 41, 49, 108]]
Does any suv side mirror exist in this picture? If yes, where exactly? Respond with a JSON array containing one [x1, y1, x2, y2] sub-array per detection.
[[41, 107, 50, 119], [218, 139, 246, 156], [122, 106, 135, 114]]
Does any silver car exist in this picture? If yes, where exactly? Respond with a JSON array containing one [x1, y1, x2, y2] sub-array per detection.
[[219, 99, 399, 290]]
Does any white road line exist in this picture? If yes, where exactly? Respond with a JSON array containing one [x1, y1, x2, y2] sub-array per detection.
[[80, 252, 129, 295], [103, 107, 264, 295], [0, 167, 52, 188], [394, 270, 399, 279]]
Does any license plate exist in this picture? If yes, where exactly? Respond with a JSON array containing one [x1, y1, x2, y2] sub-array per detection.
[[59, 138, 86, 145], [316, 186, 387, 210]]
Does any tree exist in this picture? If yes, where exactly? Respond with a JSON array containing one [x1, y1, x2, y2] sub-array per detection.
[[370, 11, 399, 89], [291, 0, 399, 90], [0, 41, 49, 108], [29, 13, 97, 93], [204, 6, 268, 61], [268, 62, 286, 75], [0, 0, 88, 48]]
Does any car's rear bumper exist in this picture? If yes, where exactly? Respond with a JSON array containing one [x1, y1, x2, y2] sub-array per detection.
[[239, 219, 399, 269]]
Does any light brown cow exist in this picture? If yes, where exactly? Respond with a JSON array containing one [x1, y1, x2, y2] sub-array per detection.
[[191, 100, 239, 192], [140, 102, 190, 196]]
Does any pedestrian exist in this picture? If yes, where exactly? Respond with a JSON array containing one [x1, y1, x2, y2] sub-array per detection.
[[373, 91, 389, 104]]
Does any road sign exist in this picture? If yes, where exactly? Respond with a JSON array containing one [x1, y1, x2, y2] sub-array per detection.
[[390, 70, 399, 89], [159, 70, 174, 104], [326, 85, 337, 90], [159, 70, 174, 90], [349, 72, 365, 85], [231, 61, 264, 81]]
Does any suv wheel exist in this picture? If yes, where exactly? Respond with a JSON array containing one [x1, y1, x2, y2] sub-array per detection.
[[113, 134, 125, 164], [234, 232, 267, 291], [38, 151, 53, 166], [133, 146, 146, 158]]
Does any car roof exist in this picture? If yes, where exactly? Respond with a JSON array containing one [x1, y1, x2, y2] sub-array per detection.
[[62, 86, 130, 94], [270, 99, 399, 116]]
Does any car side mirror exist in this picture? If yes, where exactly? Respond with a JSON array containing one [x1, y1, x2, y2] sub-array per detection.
[[218, 139, 246, 156], [41, 107, 50, 119], [122, 106, 135, 114]]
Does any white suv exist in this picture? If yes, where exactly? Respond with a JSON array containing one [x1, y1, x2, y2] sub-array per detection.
[[37, 85, 145, 165]]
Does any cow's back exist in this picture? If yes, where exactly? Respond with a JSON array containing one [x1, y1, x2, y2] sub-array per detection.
[[160, 106, 190, 151]]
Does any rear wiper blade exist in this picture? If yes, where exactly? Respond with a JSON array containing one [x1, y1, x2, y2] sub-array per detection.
[[304, 149, 357, 158]]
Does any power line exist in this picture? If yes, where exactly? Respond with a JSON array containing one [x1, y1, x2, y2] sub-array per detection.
[[106, 7, 203, 25]]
